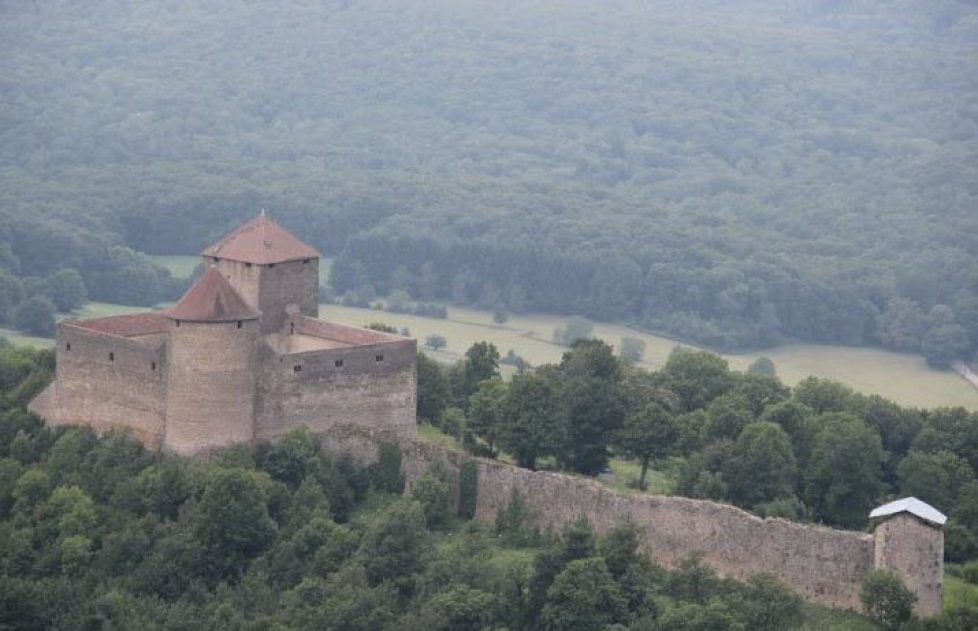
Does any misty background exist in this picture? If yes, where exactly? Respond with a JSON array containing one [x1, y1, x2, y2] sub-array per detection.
[[1, 0, 976, 359]]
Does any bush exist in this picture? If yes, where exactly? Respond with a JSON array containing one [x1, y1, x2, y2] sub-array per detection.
[[459, 460, 478, 519], [411, 470, 451, 529], [860, 569, 916, 630], [370, 443, 405, 495], [962, 561, 978, 585]]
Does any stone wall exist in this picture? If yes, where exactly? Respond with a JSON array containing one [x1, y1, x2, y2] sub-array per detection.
[[211, 257, 319, 333], [318, 424, 940, 615], [38, 323, 167, 446], [164, 319, 259, 453], [256, 339, 416, 442]]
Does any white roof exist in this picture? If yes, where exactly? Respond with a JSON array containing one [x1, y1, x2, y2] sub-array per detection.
[[869, 497, 947, 526]]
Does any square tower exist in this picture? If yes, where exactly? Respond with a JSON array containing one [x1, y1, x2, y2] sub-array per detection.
[[202, 214, 320, 334]]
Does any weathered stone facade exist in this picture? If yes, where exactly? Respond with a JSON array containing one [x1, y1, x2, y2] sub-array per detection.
[[28, 216, 417, 453], [319, 423, 944, 617]]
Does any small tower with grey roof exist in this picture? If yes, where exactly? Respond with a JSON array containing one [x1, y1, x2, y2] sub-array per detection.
[[870, 497, 946, 617]]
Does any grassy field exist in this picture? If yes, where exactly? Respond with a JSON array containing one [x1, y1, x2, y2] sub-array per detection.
[[945, 574, 978, 612], [320, 303, 978, 411], [149, 254, 199, 279]]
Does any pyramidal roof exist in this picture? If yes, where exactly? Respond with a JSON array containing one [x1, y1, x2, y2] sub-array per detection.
[[869, 497, 947, 527], [166, 268, 260, 322], [202, 214, 320, 265]]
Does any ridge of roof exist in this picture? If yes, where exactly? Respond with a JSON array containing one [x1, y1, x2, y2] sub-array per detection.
[[869, 497, 947, 527], [165, 268, 260, 322], [201, 214, 320, 264]]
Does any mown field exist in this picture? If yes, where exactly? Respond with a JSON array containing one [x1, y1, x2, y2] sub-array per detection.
[[319, 303, 978, 411]]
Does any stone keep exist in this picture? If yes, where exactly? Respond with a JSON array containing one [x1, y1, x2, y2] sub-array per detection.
[[28, 215, 417, 453]]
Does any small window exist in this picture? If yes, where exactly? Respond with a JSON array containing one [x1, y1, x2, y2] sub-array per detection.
[[269, 263, 275, 268], [334, 359, 344, 368], [290, 322, 294, 335], [109, 352, 115, 362], [245, 262, 252, 268], [293, 365, 302, 372], [151, 362, 156, 371], [237, 321, 243, 329], [376, 354, 384, 362], [211, 256, 219, 263], [175, 320, 181, 327], [303, 258, 310, 264], [66, 342, 71, 351]]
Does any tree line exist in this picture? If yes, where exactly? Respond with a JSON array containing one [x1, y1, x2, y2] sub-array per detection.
[[418, 338, 978, 562], [1, 0, 976, 361]]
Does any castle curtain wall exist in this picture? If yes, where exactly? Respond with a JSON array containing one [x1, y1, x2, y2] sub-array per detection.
[[48, 324, 166, 446], [256, 340, 417, 442]]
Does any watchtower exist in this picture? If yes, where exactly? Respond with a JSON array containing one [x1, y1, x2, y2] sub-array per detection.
[[163, 269, 261, 452], [870, 497, 946, 617], [201, 213, 320, 334]]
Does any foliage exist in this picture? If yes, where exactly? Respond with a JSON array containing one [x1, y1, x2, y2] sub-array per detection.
[[416, 351, 451, 426], [458, 460, 478, 520], [370, 443, 405, 495], [11, 296, 55, 337], [860, 569, 917, 630]]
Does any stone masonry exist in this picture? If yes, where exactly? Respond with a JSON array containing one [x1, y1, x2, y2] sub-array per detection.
[[28, 215, 417, 452]]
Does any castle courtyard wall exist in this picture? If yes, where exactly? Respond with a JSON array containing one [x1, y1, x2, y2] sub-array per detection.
[[319, 425, 891, 613], [255, 339, 416, 442], [42, 324, 167, 446]]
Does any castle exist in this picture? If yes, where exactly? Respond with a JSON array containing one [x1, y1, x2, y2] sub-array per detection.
[[28, 214, 417, 453]]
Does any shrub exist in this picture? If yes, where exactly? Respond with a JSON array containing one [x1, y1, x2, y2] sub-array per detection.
[[962, 561, 978, 585], [860, 569, 916, 630], [459, 460, 478, 519], [370, 443, 405, 494], [411, 471, 451, 529]]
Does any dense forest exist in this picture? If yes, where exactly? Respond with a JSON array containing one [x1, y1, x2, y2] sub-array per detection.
[[2, 340, 978, 629], [1, 1, 976, 360]]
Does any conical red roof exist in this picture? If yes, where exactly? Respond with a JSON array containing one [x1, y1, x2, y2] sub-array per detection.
[[166, 268, 260, 322], [202, 215, 320, 264]]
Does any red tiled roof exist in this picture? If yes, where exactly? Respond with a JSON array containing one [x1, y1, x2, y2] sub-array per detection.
[[165, 268, 260, 322], [295, 316, 413, 346], [201, 215, 320, 264], [68, 313, 169, 337]]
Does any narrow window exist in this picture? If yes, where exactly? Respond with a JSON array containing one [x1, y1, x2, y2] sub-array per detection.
[[237, 321, 243, 329], [151, 362, 156, 371], [176, 320, 181, 327], [66, 342, 71, 351], [245, 262, 252, 268], [376, 354, 384, 362], [109, 352, 114, 362], [290, 322, 294, 335], [293, 365, 302, 372], [334, 359, 344, 368]]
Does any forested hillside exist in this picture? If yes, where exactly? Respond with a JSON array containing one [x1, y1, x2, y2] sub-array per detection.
[[1, 0, 976, 356]]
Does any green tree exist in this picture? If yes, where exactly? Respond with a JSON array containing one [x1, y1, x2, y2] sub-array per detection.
[[897, 450, 975, 513], [725, 422, 798, 508], [922, 322, 969, 368], [456, 342, 500, 405], [554, 316, 594, 346], [192, 467, 277, 577], [860, 569, 916, 630], [661, 348, 732, 412], [805, 413, 886, 528], [702, 394, 754, 443], [615, 402, 678, 489], [499, 372, 559, 469], [466, 378, 507, 457], [11, 296, 56, 336], [44, 268, 87, 312], [360, 500, 428, 592], [411, 470, 451, 529], [424, 334, 447, 351], [620, 336, 646, 363], [747, 356, 776, 376], [417, 352, 451, 425], [541, 557, 627, 631]]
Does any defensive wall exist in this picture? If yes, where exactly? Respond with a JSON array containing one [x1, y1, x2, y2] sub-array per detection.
[[318, 423, 942, 616], [30, 315, 169, 447], [257, 317, 416, 442]]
